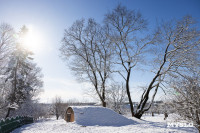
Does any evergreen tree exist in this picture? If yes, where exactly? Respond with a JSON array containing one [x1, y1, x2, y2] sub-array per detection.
[[5, 26, 43, 118]]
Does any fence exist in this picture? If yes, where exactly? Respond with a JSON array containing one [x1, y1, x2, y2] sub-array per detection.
[[0, 116, 33, 133]]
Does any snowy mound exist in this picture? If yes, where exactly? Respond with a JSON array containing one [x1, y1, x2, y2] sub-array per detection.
[[71, 106, 136, 126]]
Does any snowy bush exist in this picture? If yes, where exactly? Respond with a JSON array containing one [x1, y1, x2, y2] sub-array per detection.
[[169, 76, 200, 132]]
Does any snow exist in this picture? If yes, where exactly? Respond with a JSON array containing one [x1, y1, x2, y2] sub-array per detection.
[[71, 106, 135, 126], [11, 109, 198, 133], [11, 117, 197, 133]]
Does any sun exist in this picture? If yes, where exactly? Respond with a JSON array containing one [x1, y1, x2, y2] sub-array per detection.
[[19, 25, 43, 54]]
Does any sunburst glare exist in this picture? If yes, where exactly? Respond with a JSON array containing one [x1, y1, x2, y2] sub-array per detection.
[[19, 25, 44, 54]]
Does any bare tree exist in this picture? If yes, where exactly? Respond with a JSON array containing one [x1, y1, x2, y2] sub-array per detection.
[[104, 5, 154, 116], [0, 23, 14, 69], [51, 96, 65, 120], [134, 16, 200, 118], [60, 18, 112, 107], [107, 83, 127, 114]]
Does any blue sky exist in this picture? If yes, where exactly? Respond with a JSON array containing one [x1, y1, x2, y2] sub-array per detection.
[[0, 0, 200, 103]]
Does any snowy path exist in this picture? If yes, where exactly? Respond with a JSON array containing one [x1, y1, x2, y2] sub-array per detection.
[[12, 115, 197, 133]]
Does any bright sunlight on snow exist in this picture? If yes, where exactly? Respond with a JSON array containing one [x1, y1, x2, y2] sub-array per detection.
[[11, 114, 198, 133]]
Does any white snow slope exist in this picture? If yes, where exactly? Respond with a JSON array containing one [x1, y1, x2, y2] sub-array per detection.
[[71, 106, 135, 126]]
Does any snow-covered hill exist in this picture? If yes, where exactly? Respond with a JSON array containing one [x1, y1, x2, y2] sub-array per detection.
[[69, 106, 136, 126]]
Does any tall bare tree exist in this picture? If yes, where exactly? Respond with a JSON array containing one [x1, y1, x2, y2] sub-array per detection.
[[60, 19, 112, 107], [134, 16, 200, 118], [104, 5, 153, 116]]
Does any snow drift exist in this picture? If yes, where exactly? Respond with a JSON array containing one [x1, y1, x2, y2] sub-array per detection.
[[67, 106, 137, 126]]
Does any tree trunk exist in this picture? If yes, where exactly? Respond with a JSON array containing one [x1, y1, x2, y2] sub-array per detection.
[[134, 113, 143, 119], [134, 44, 170, 119], [56, 114, 59, 120], [126, 70, 134, 117], [102, 83, 106, 107], [5, 107, 11, 118], [102, 101, 106, 107], [152, 112, 154, 116]]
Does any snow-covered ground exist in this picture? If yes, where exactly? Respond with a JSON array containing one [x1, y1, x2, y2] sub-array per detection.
[[12, 114, 198, 133]]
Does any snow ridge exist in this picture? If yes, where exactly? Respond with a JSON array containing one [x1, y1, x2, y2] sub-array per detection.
[[71, 106, 136, 126]]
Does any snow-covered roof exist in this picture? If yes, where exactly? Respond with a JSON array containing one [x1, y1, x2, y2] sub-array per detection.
[[69, 106, 136, 126]]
